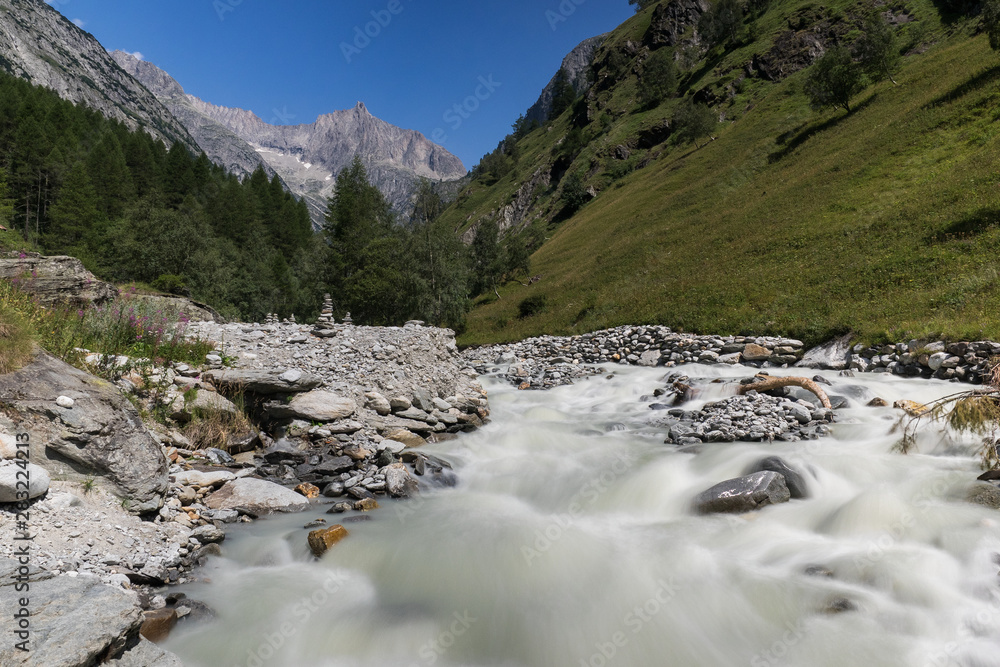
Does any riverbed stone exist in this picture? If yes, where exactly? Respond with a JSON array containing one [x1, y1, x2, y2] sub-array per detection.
[[269, 390, 356, 422], [743, 344, 772, 362], [746, 456, 808, 499], [204, 478, 310, 514], [384, 463, 419, 498], [694, 471, 791, 514], [308, 524, 349, 557]]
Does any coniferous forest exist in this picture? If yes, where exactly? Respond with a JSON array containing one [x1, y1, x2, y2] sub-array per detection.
[[0, 71, 526, 328]]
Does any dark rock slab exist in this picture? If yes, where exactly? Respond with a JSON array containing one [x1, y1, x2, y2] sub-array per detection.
[[203, 368, 321, 395], [694, 471, 791, 514], [746, 456, 809, 499]]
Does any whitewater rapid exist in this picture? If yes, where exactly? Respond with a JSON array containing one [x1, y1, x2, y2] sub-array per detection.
[[165, 364, 1000, 667]]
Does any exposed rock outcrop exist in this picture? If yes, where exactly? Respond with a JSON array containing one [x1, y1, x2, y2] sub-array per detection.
[[525, 34, 607, 125], [0, 350, 168, 514], [0, 252, 118, 307], [0, 558, 182, 666], [643, 0, 711, 48]]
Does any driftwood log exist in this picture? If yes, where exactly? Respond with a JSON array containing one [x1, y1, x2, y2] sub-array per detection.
[[737, 375, 833, 409]]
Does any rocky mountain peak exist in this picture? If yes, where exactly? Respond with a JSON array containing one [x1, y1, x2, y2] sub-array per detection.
[[0, 0, 196, 149]]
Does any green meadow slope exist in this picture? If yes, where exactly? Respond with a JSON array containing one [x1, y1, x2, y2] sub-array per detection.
[[449, 0, 1000, 347]]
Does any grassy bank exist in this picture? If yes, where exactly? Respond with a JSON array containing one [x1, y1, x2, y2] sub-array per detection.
[[458, 24, 1000, 347], [0, 279, 214, 375]]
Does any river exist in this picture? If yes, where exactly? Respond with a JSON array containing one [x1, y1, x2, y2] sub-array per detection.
[[163, 363, 1000, 667]]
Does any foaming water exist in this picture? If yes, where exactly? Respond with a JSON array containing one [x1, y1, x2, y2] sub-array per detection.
[[165, 365, 1000, 667]]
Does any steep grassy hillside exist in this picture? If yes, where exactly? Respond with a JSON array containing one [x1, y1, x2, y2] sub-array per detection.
[[450, 0, 1000, 347]]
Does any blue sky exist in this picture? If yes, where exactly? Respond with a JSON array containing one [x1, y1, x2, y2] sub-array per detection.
[[47, 0, 635, 170]]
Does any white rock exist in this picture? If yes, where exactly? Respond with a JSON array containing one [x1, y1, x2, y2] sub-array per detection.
[[56, 395, 75, 408], [0, 433, 16, 459], [170, 470, 236, 489]]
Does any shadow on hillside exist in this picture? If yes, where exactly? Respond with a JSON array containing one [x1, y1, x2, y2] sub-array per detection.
[[768, 95, 876, 163], [925, 65, 1000, 108], [928, 206, 1000, 242]]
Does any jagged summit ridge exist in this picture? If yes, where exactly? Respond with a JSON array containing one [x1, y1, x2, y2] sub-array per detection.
[[114, 51, 466, 225]]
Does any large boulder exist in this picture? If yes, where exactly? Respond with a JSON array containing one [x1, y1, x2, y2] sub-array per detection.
[[694, 471, 791, 514], [0, 350, 168, 514], [203, 368, 322, 395], [746, 456, 809, 499], [0, 459, 50, 502], [204, 477, 310, 515], [0, 560, 180, 666], [797, 334, 853, 370], [0, 252, 117, 307], [265, 390, 356, 422]]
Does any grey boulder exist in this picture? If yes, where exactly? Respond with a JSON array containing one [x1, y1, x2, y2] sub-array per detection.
[[0, 559, 183, 667], [205, 477, 309, 515], [746, 456, 809, 499], [203, 368, 321, 394], [0, 351, 167, 514], [797, 334, 853, 370], [0, 253, 117, 307], [0, 460, 50, 502], [694, 471, 791, 514], [266, 390, 356, 422]]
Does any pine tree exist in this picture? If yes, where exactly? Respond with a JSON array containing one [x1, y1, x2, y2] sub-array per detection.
[[47, 162, 102, 251], [323, 156, 397, 322], [0, 168, 14, 230]]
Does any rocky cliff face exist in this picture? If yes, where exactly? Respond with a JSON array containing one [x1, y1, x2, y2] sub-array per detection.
[[113, 52, 467, 226], [525, 34, 607, 125], [110, 51, 274, 182], [0, 0, 195, 149]]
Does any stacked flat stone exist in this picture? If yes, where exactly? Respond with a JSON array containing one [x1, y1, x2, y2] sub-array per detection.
[[342, 312, 353, 325], [313, 294, 338, 338]]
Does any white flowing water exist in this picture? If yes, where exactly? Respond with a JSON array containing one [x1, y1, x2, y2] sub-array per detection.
[[165, 364, 1000, 667]]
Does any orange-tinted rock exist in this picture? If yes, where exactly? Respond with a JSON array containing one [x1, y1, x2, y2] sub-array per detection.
[[893, 399, 929, 417], [742, 343, 771, 362], [140, 608, 178, 643], [295, 482, 321, 499], [307, 524, 349, 557], [353, 498, 379, 512]]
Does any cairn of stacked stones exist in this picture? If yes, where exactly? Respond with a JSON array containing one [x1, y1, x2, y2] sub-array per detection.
[[313, 294, 339, 338], [343, 312, 353, 325]]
